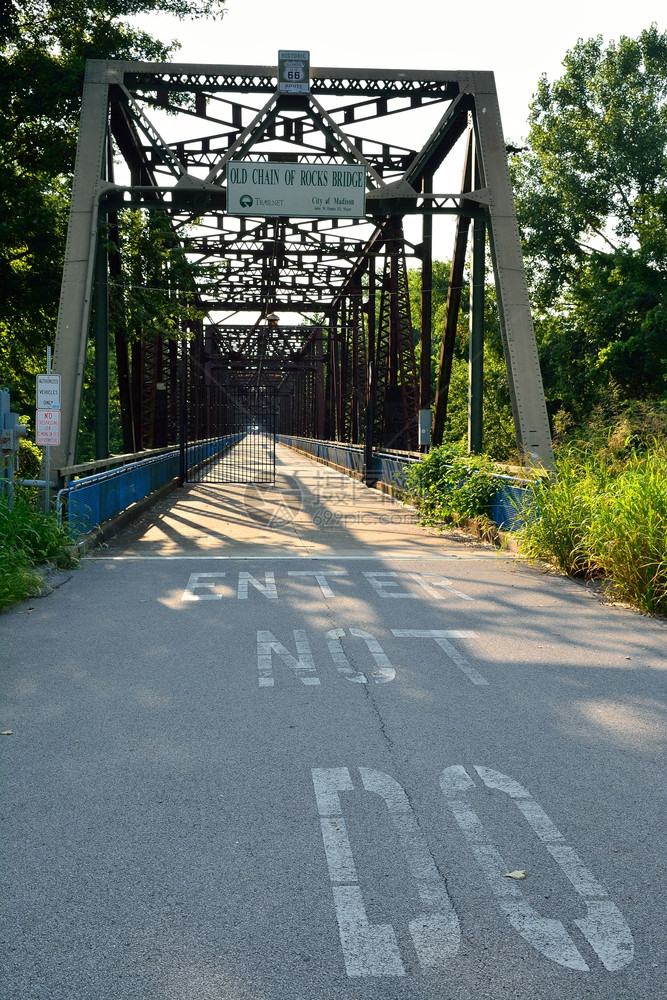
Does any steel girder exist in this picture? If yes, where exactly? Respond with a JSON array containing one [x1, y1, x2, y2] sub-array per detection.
[[51, 59, 553, 480]]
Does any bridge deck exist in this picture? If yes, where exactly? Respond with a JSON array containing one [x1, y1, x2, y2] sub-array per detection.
[[99, 442, 489, 560]]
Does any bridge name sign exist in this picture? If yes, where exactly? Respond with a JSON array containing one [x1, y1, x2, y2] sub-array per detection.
[[226, 161, 366, 219]]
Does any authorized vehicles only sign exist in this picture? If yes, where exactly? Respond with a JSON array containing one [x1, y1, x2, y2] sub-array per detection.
[[226, 161, 366, 219]]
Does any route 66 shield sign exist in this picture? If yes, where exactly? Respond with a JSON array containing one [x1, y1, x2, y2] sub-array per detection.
[[278, 50, 310, 93]]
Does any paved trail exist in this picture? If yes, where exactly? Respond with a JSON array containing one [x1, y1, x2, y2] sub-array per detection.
[[2, 445, 665, 1000]]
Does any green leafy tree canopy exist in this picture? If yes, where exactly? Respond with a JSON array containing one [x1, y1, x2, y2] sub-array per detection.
[[0, 0, 226, 414], [515, 24, 667, 291], [511, 26, 667, 416]]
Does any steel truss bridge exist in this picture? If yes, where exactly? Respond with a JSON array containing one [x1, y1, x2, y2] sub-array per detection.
[[51, 58, 554, 481]]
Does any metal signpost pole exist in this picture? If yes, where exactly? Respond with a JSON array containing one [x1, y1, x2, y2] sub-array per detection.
[[36, 348, 61, 512], [44, 348, 51, 513]]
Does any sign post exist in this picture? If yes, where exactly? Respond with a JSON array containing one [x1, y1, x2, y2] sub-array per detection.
[[36, 348, 60, 511]]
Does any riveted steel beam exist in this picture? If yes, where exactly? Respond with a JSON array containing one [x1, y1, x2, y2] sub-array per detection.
[[52, 62, 111, 474], [51, 58, 553, 481], [470, 73, 554, 468]]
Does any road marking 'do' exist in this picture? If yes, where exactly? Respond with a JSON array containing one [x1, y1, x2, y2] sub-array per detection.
[[312, 767, 460, 976], [440, 765, 634, 971]]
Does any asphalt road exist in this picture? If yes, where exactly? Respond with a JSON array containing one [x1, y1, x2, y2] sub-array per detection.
[[1, 444, 665, 1000]]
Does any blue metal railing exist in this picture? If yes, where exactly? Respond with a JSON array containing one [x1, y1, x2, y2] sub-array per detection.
[[59, 433, 535, 540], [279, 435, 534, 530], [489, 475, 535, 531], [59, 436, 237, 536], [278, 436, 367, 476], [374, 450, 420, 491]]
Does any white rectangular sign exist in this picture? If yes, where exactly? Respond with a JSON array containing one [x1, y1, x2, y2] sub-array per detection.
[[278, 50, 310, 94], [35, 409, 61, 446], [226, 161, 366, 219], [36, 374, 61, 410]]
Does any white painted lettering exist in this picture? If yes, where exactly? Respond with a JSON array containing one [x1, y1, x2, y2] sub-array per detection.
[[238, 571, 278, 600], [256, 630, 319, 687], [440, 766, 634, 972], [326, 629, 366, 683], [364, 572, 417, 599], [288, 570, 346, 598], [391, 630, 487, 685], [312, 767, 460, 976], [408, 573, 474, 601], [325, 629, 395, 683], [350, 630, 395, 683], [181, 572, 226, 601], [360, 768, 461, 968]]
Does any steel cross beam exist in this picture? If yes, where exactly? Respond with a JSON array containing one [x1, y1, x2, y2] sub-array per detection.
[[50, 58, 553, 481]]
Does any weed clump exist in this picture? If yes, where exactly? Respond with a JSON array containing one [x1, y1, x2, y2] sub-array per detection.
[[519, 449, 667, 616], [0, 489, 77, 612]]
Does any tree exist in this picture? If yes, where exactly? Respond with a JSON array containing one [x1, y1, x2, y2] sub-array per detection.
[[511, 26, 667, 419], [407, 261, 516, 461], [0, 0, 227, 417]]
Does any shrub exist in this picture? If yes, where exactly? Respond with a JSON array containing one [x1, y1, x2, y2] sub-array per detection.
[[518, 453, 611, 576], [18, 438, 42, 479], [586, 453, 667, 615], [405, 445, 498, 525]]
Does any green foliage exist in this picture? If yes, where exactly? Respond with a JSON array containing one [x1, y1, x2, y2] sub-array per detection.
[[108, 209, 207, 344], [586, 453, 667, 615], [404, 445, 498, 525], [518, 455, 608, 576], [511, 26, 667, 421], [0, 0, 226, 416], [0, 488, 77, 612], [553, 396, 667, 457], [440, 354, 517, 463], [64, 207, 209, 461], [515, 26, 667, 290], [519, 448, 667, 616], [76, 340, 125, 462], [407, 263, 517, 462], [18, 437, 42, 479]]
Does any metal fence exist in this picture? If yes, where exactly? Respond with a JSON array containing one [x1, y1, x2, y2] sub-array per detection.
[[58, 433, 535, 540], [59, 437, 236, 536], [186, 387, 276, 484], [278, 435, 534, 530], [278, 436, 367, 477]]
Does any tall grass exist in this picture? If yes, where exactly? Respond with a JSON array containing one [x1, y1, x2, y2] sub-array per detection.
[[0, 488, 77, 612], [519, 449, 667, 616]]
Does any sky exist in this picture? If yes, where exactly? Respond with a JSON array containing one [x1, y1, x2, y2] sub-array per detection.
[[126, 1, 662, 296], [135, 0, 663, 142]]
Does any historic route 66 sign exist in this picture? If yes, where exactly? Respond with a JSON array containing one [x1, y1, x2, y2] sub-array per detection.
[[278, 50, 310, 93]]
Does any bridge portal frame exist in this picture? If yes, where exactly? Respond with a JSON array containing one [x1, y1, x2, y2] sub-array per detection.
[[51, 58, 553, 483]]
